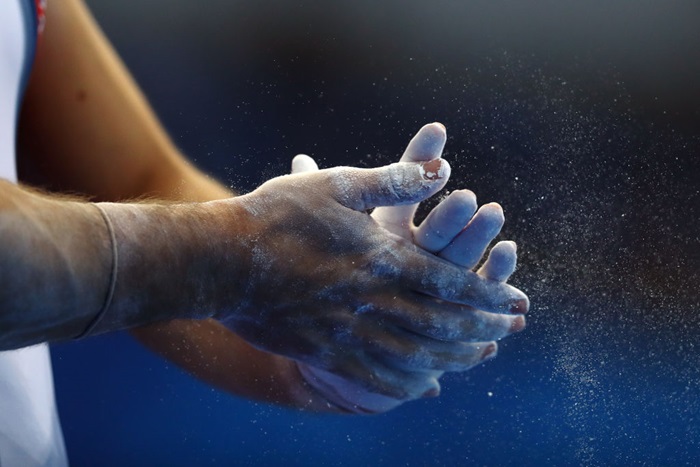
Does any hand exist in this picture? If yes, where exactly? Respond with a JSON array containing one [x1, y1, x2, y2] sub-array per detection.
[[211, 149, 526, 411], [289, 123, 527, 413]]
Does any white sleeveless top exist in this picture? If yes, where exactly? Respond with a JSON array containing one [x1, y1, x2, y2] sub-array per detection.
[[0, 1, 68, 465]]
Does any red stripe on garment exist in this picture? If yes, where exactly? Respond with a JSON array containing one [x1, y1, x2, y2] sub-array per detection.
[[35, 0, 46, 35]]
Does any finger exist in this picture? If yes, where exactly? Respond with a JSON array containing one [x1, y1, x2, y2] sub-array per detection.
[[298, 362, 440, 413], [413, 189, 478, 252], [369, 293, 526, 342], [372, 123, 448, 235], [291, 154, 319, 174], [379, 340, 498, 373], [439, 202, 505, 269], [326, 159, 450, 211], [321, 354, 441, 402], [365, 327, 499, 373], [297, 363, 409, 414], [478, 241, 517, 282], [401, 122, 448, 162], [289, 310, 442, 403], [387, 248, 529, 314]]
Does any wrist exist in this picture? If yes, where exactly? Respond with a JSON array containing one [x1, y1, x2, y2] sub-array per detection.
[[83, 200, 248, 335]]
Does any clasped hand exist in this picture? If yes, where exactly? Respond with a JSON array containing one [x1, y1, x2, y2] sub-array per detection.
[[211, 124, 528, 412]]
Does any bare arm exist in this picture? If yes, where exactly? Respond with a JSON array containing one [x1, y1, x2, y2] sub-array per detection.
[[0, 181, 243, 349], [17, 0, 323, 409], [2, 157, 525, 403], [17, 0, 224, 203], [13, 0, 527, 413], [0, 182, 110, 346], [0, 174, 388, 411]]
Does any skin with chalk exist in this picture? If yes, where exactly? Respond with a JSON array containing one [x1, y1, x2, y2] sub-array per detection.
[[292, 123, 526, 412], [4, 0, 528, 419]]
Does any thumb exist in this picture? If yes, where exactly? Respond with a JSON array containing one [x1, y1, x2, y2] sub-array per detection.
[[291, 154, 319, 174], [400, 122, 447, 163], [327, 159, 451, 211], [373, 123, 448, 235]]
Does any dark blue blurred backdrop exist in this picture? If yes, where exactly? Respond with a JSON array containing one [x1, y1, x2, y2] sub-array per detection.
[[51, 1, 700, 465]]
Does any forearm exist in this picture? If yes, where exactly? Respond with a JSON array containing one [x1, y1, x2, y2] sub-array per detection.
[[0, 180, 246, 349], [17, 0, 230, 203], [133, 319, 344, 413], [0, 181, 109, 348], [83, 200, 236, 334]]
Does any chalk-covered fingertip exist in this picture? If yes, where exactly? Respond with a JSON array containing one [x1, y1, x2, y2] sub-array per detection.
[[420, 122, 447, 141], [401, 123, 448, 162], [492, 240, 517, 255], [291, 154, 319, 174]]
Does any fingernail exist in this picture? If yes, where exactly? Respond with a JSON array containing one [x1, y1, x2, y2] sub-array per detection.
[[509, 297, 529, 314], [422, 387, 440, 398], [482, 343, 498, 360], [420, 159, 447, 181], [509, 315, 526, 333], [433, 122, 446, 131]]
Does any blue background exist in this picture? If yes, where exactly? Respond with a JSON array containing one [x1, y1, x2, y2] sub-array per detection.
[[50, 1, 699, 465]]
